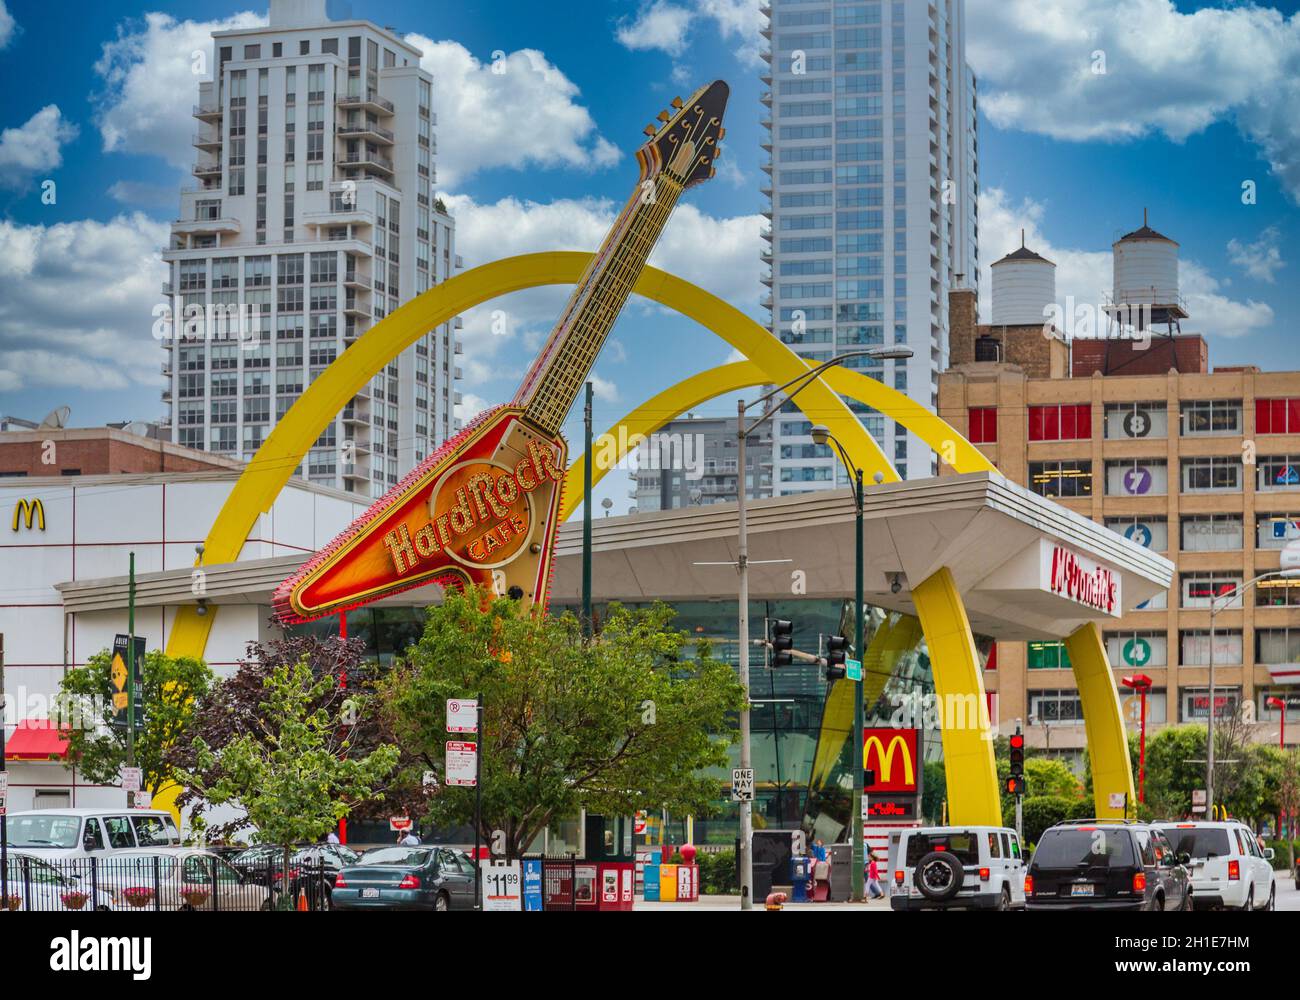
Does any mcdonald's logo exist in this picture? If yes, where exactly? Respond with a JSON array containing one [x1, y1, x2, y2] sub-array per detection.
[[863, 728, 920, 793], [12, 497, 45, 532]]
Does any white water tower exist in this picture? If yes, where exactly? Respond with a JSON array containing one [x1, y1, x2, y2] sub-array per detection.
[[990, 233, 1056, 326], [1107, 210, 1186, 331]]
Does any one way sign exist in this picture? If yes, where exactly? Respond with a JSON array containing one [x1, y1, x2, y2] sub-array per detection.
[[731, 767, 754, 802]]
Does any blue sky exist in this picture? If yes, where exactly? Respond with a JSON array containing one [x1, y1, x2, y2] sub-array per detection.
[[0, 0, 1297, 513]]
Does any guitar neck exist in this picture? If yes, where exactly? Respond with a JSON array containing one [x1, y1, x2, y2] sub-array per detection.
[[514, 159, 691, 436]]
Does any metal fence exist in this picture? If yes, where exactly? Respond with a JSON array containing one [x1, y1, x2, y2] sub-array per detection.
[[0, 853, 335, 913]]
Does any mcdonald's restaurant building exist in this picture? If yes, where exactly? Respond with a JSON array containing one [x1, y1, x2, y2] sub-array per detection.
[[2, 429, 1173, 845]]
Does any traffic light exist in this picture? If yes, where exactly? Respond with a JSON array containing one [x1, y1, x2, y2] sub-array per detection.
[[771, 619, 794, 667], [825, 634, 848, 680], [1008, 731, 1026, 797]]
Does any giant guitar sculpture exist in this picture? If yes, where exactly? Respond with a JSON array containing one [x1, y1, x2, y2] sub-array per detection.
[[273, 81, 730, 624]]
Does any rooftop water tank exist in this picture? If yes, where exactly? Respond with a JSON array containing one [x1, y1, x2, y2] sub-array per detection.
[[990, 236, 1056, 326], [1111, 212, 1184, 324]]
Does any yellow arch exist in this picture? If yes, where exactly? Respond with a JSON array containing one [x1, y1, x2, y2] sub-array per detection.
[[160, 251, 1129, 830]]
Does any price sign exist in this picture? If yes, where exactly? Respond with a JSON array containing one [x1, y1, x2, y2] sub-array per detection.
[[731, 767, 754, 802], [446, 699, 478, 734], [446, 741, 478, 786], [133, 790, 152, 810], [481, 860, 522, 911], [120, 766, 143, 793]]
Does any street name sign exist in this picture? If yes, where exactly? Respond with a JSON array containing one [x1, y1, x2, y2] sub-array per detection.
[[845, 658, 863, 682]]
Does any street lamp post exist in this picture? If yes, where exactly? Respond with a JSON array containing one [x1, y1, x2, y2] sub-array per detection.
[[808, 346, 910, 904], [1266, 696, 1286, 749], [1122, 674, 1153, 803], [731, 348, 896, 910], [1206, 553, 1300, 816]]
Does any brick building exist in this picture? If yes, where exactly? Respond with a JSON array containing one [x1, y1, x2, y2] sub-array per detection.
[[0, 427, 243, 478]]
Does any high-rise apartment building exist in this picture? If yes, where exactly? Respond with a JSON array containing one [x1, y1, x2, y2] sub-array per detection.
[[162, 0, 462, 497], [628, 414, 773, 513], [939, 221, 1300, 753], [762, 0, 978, 489]]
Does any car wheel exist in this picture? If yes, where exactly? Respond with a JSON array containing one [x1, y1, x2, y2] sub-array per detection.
[[1241, 888, 1254, 912], [996, 887, 1010, 911], [1265, 885, 1275, 912], [435, 891, 450, 913], [913, 851, 963, 904], [260, 898, 274, 911], [1150, 894, 1164, 912]]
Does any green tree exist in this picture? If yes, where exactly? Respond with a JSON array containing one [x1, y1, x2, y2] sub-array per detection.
[[55, 649, 214, 799], [181, 660, 400, 899], [378, 587, 746, 859]]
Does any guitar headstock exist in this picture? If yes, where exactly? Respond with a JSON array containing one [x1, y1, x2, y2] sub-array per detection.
[[636, 79, 730, 189]]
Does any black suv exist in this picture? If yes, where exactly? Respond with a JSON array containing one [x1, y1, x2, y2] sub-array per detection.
[[1026, 819, 1191, 911]]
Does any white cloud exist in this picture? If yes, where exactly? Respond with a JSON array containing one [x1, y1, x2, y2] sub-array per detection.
[[0, 1, 16, 50], [0, 105, 78, 189], [978, 187, 1274, 340], [0, 214, 169, 392], [454, 391, 491, 424], [1227, 226, 1286, 284], [107, 179, 177, 209], [405, 36, 619, 186], [93, 11, 266, 168], [616, 0, 765, 67], [617, 1, 696, 56], [967, 0, 1300, 201], [440, 191, 764, 403]]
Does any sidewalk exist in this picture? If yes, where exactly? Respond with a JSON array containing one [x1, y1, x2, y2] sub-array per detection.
[[638, 893, 892, 911]]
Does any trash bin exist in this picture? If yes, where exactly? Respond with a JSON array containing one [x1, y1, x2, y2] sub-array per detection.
[[827, 843, 853, 902]]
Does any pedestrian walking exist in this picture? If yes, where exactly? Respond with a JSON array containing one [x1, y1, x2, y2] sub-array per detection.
[[866, 850, 885, 899]]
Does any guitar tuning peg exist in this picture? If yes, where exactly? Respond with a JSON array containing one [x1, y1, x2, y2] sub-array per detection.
[[718, 127, 726, 140], [643, 124, 657, 137], [671, 96, 684, 109], [709, 167, 716, 178], [657, 110, 671, 123]]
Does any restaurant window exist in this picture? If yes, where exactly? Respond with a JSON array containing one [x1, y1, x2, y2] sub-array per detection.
[[1028, 460, 1092, 499], [1181, 399, 1242, 436], [1104, 458, 1167, 497], [1104, 401, 1167, 440], [1028, 403, 1091, 442], [968, 407, 996, 444], [1255, 398, 1300, 435]]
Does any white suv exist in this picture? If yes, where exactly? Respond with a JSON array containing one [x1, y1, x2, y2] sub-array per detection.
[[1154, 821, 1276, 911], [889, 826, 1027, 911]]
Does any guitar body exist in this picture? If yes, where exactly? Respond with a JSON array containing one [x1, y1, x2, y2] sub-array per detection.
[[273, 80, 728, 626], [274, 405, 567, 622]]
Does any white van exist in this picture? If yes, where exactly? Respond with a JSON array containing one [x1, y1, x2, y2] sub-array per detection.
[[890, 825, 1027, 910], [3, 808, 182, 863]]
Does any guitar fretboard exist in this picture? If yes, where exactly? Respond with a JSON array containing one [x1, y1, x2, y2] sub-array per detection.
[[513, 142, 697, 436]]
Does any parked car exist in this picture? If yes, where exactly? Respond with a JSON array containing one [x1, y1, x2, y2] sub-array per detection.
[[332, 846, 478, 911], [1026, 819, 1191, 911], [95, 849, 275, 911], [3, 851, 118, 911], [1154, 821, 1276, 911], [889, 825, 1028, 911], [3, 808, 181, 863], [230, 843, 361, 908]]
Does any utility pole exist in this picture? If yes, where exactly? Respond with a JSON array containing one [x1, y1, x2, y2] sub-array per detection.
[[1, 633, 8, 907], [850, 467, 865, 902], [582, 381, 594, 639], [735, 397, 753, 911], [474, 693, 483, 911], [127, 552, 137, 809]]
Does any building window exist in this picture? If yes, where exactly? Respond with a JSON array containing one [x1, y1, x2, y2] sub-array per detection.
[[1256, 398, 1300, 435], [1028, 403, 1090, 441], [1180, 514, 1243, 552], [1259, 688, 1300, 721], [1256, 577, 1300, 607], [1104, 458, 1168, 497], [1104, 516, 1167, 551], [1105, 631, 1168, 669], [1026, 641, 1070, 670], [1181, 398, 1241, 436], [1181, 456, 1241, 492], [1257, 455, 1300, 491], [967, 407, 996, 444], [1103, 401, 1167, 440], [1181, 574, 1242, 609], [1028, 460, 1092, 498], [1257, 627, 1300, 667], [1028, 689, 1084, 723], [1180, 686, 1240, 722], [1256, 513, 1300, 549], [1180, 630, 1243, 666]]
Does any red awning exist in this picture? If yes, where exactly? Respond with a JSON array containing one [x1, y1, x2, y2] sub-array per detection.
[[5, 719, 71, 761]]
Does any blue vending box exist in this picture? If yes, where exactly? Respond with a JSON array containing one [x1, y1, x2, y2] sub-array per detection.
[[522, 858, 544, 911], [790, 855, 811, 903], [643, 863, 661, 901]]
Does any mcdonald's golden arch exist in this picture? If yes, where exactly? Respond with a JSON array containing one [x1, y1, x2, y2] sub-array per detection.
[[12, 497, 45, 532], [863, 728, 919, 794]]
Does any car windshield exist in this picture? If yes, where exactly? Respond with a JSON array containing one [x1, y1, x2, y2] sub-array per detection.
[[4, 814, 81, 848], [234, 846, 280, 863], [1157, 827, 1231, 860], [905, 832, 979, 866], [1033, 828, 1136, 868], [358, 847, 431, 867]]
